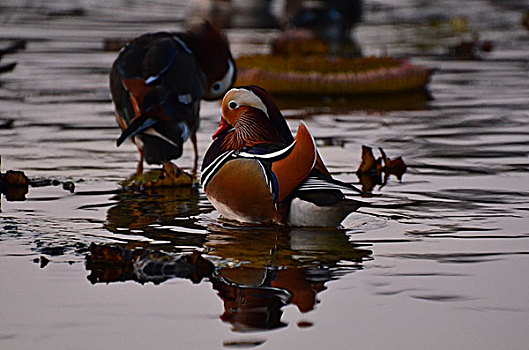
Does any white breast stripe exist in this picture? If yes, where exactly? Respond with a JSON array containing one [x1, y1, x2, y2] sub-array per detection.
[[201, 150, 234, 188], [237, 141, 296, 160]]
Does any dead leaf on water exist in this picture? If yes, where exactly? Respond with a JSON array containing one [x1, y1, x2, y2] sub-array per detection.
[[0, 169, 30, 201], [121, 162, 195, 188], [355, 146, 407, 193]]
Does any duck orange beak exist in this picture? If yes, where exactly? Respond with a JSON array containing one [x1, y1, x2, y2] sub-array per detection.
[[212, 117, 232, 139]]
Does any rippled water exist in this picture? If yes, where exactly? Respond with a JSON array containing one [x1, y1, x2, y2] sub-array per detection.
[[1, 0, 529, 349]]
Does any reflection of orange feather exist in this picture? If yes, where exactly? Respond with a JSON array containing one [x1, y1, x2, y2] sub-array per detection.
[[271, 269, 318, 313], [272, 122, 317, 202]]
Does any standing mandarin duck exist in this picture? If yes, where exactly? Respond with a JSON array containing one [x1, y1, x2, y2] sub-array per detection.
[[201, 86, 363, 227], [109, 21, 236, 174]]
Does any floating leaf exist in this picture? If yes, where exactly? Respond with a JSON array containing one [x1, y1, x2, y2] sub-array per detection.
[[1, 169, 30, 201], [1, 170, 29, 186], [385, 156, 407, 180], [62, 181, 75, 193], [121, 162, 194, 188], [356, 145, 377, 174], [86, 243, 214, 284], [355, 146, 407, 193]]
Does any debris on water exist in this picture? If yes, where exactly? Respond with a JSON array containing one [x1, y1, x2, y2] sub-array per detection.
[[62, 181, 75, 193], [39, 246, 66, 256], [355, 146, 407, 194], [86, 243, 214, 284], [222, 340, 267, 348], [0, 39, 26, 55], [523, 10, 529, 30], [356, 145, 382, 175], [1, 157, 80, 199], [297, 320, 314, 328], [39, 256, 50, 268], [121, 162, 195, 189], [33, 256, 50, 268], [0, 170, 29, 187], [0, 62, 16, 74], [0, 119, 14, 129], [0, 39, 26, 75], [378, 148, 407, 181], [45, 8, 86, 17], [29, 179, 53, 187], [29, 178, 74, 192], [0, 158, 30, 201]]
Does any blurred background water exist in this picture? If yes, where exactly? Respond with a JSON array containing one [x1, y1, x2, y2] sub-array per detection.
[[1, 0, 529, 349]]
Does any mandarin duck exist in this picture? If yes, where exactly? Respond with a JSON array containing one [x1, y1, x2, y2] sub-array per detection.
[[109, 21, 236, 173], [201, 86, 363, 227]]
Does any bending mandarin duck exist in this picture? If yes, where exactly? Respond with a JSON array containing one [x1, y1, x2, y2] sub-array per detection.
[[109, 21, 236, 173], [201, 86, 363, 227]]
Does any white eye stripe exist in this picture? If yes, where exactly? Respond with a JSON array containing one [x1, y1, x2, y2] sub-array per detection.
[[225, 88, 269, 117]]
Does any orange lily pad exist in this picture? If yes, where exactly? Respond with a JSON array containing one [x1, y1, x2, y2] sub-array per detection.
[[236, 54, 433, 95]]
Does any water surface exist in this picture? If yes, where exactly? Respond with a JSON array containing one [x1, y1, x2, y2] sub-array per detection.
[[1, 0, 529, 349]]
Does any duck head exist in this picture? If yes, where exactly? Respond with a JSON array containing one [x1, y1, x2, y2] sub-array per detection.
[[212, 86, 294, 149], [186, 22, 236, 101]]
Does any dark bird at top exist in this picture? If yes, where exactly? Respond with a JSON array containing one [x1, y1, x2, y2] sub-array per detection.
[[109, 21, 236, 174], [289, 0, 363, 53]]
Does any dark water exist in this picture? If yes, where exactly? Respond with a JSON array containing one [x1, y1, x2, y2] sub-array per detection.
[[1, 0, 529, 349]]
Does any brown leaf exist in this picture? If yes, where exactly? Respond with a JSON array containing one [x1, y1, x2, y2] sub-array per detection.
[[356, 145, 377, 174], [355, 146, 407, 192], [1, 170, 29, 186], [385, 156, 407, 180], [122, 162, 194, 188], [357, 172, 380, 194], [1, 170, 30, 201], [3, 186, 29, 201]]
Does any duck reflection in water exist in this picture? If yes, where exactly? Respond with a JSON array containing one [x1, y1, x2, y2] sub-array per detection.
[[207, 225, 370, 330], [104, 187, 206, 249], [87, 222, 371, 332]]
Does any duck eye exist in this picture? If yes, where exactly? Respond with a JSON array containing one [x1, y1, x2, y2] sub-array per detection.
[[228, 100, 238, 110], [211, 82, 222, 94]]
